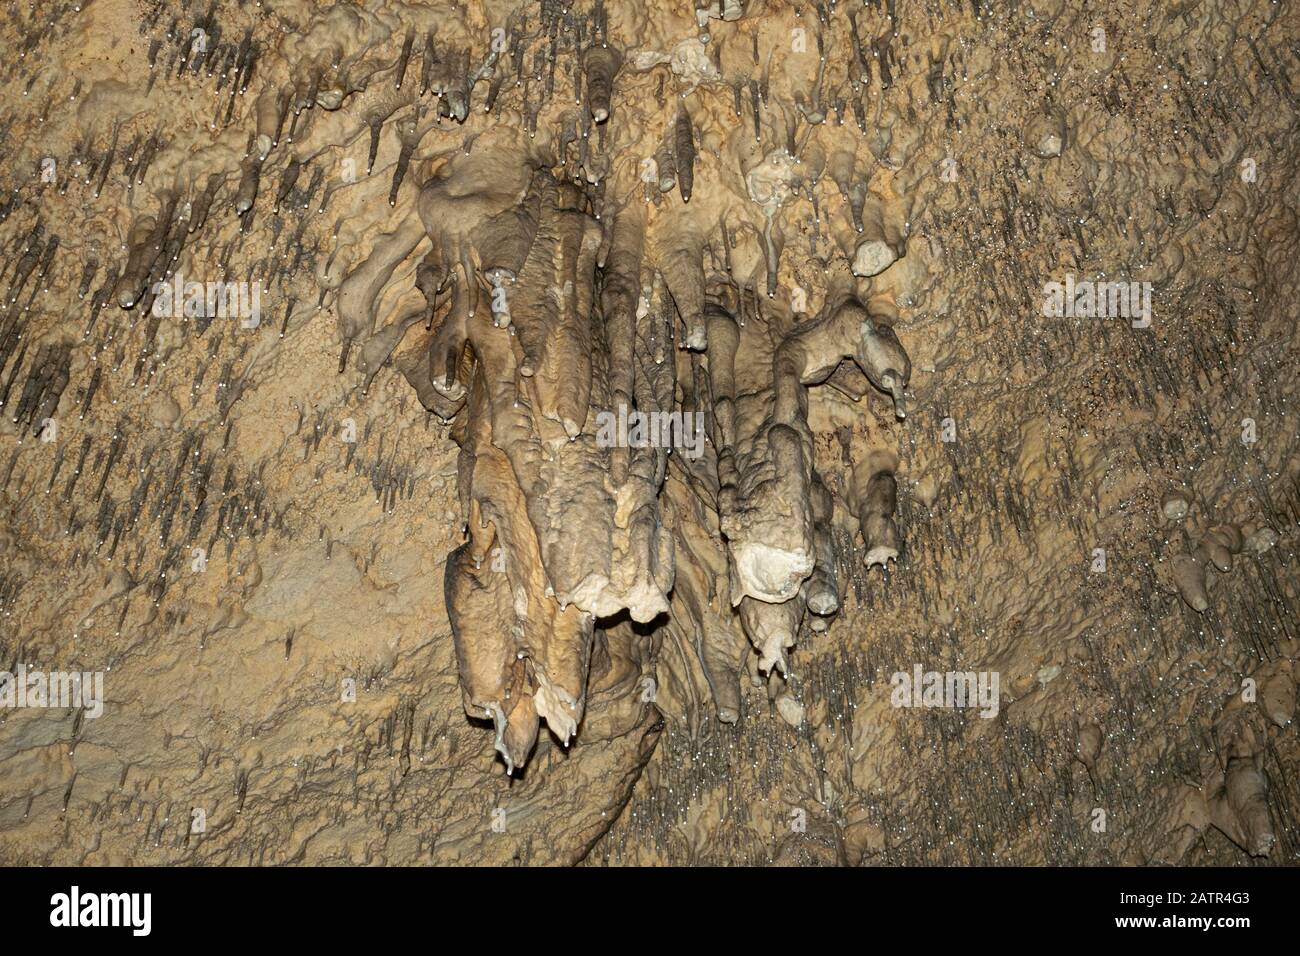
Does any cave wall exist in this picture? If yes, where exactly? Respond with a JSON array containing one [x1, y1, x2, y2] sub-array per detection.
[[0, 0, 1297, 865]]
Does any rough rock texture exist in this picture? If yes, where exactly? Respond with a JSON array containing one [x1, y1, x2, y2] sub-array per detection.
[[0, 0, 1297, 865]]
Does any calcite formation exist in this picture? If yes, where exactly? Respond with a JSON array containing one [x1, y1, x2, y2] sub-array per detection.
[[0, 0, 1297, 866], [321, 2, 919, 771]]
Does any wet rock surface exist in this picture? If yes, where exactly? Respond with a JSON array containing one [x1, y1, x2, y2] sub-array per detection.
[[0, 0, 1297, 865]]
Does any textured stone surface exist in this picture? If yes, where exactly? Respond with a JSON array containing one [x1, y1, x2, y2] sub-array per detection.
[[0, 0, 1297, 866]]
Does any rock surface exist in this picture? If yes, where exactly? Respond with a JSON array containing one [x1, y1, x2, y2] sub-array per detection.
[[0, 0, 1297, 866]]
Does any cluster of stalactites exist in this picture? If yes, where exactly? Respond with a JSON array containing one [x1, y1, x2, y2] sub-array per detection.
[[279, 1, 918, 772], [353, 153, 914, 771]]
